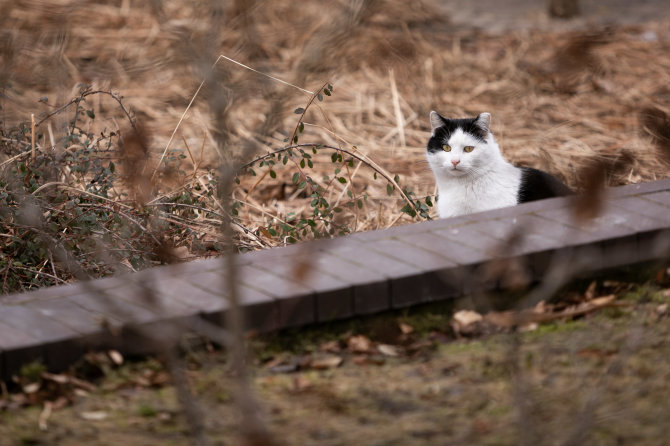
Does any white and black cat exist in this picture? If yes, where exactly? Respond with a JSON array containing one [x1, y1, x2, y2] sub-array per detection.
[[426, 111, 572, 219]]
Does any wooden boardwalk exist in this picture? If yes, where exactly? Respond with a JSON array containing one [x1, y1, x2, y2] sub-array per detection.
[[1, 180, 669, 380]]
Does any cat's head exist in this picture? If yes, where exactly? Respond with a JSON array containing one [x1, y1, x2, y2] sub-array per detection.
[[426, 111, 501, 178]]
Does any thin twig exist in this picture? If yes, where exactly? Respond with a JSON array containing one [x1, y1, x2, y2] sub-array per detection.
[[146, 201, 269, 248], [12, 265, 68, 285], [31, 113, 36, 161], [31, 182, 133, 209], [289, 81, 330, 146], [35, 89, 138, 135], [240, 143, 416, 210], [150, 53, 315, 181]]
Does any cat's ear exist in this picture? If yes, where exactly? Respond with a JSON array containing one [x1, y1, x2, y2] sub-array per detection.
[[475, 113, 491, 133], [429, 111, 445, 135]]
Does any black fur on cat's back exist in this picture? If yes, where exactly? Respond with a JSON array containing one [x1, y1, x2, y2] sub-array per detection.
[[517, 167, 573, 204]]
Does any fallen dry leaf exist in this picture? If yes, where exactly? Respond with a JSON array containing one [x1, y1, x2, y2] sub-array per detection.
[[41, 372, 68, 384], [22, 383, 40, 394], [584, 280, 597, 300], [268, 363, 300, 374], [453, 310, 483, 326], [518, 322, 539, 332], [377, 344, 400, 357], [398, 322, 414, 334], [73, 389, 90, 398], [290, 375, 311, 393], [352, 355, 385, 366], [484, 311, 517, 329], [38, 401, 52, 431], [319, 340, 342, 353], [406, 339, 435, 354], [69, 376, 97, 393], [80, 411, 108, 421], [452, 310, 485, 336], [310, 355, 343, 370], [51, 396, 69, 410], [533, 300, 548, 314], [108, 350, 124, 366], [577, 348, 617, 359], [482, 294, 621, 330], [171, 246, 190, 260], [656, 303, 668, 317], [347, 335, 372, 353]]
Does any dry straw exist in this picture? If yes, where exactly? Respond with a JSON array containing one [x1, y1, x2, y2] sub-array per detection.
[[2, 0, 670, 239]]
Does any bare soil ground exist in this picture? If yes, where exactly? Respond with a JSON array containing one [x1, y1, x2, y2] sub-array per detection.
[[1, 267, 670, 445]]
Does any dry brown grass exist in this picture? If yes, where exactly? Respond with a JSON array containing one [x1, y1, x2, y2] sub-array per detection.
[[2, 0, 670, 251]]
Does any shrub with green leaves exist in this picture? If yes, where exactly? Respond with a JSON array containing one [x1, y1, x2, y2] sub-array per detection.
[[0, 84, 434, 293]]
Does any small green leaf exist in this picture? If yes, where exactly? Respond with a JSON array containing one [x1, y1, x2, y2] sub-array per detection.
[[298, 181, 306, 189], [357, 199, 363, 209], [394, 174, 400, 183], [293, 135, 298, 144], [307, 160, 313, 168], [425, 196, 433, 207], [317, 93, 323, 102], [269, 170, 276, 179], [400, 204, 417, 217], [323, 88, 331, 96], [86, 109, 95, 119], [294, 107, 305, 114], [387, 184, 394, 195], [333, 207, 343, 213], [282, 155, 288, 165], [331, 153, 338, 163], [337, 177, 347, 184], [300, 159, 305, 168], [298, 122, 304, 133], [292, 172, 300, 184], [373, 172, 378, 180]]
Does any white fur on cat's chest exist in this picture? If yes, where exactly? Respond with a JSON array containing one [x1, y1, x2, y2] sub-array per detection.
[[433, 165, 521, 218]]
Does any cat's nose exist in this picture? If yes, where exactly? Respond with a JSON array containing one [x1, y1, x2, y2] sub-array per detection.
[[451, 159, 460, 166]]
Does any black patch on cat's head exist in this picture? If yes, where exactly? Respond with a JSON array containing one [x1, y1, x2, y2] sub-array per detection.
[[427, 112, 490, 153]]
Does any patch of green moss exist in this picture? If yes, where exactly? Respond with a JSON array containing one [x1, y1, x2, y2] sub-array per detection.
[[137, 403, 158, 417], [18, 361, 46, 382], [438, 339, 486, 355], [522, 320, 586, 339]]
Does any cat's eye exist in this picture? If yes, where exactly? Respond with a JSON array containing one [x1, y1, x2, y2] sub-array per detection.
[[442, 144, 451, 152], [464, 146, 475, 153]]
